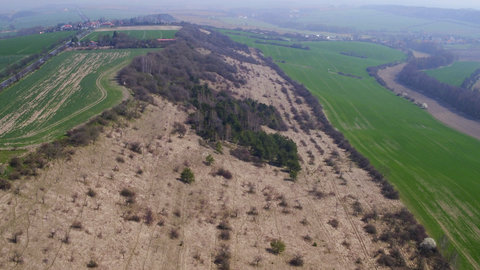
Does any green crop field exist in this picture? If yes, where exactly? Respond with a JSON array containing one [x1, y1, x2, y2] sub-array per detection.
[[0, 48, 157, 148], [226, 31, 480, 269], [425, 61, 480, 87], [83, 29, 177, 41], [0, 31, 74, 74]]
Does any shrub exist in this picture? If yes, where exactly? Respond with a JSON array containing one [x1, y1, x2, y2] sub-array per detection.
[[247, 207, 259, 216], [270, 239, 286, 254], [364, 224, 377, 235], [173, 122, 187, 137], [180, 167, 195, 184], [128, 142, 142, 154], [289, 255, 304, 267], [86, 188, 96, 197], [214, 245, 231, 270], [116, 156, 125, 163], [0, 178, 11, 190], [219, 230, 231, 240], [120, 188, 135, 198], [170, 228, 179, 239], [144, 208, 154, 225], [215, 141, 223, 154], [328, 219, 339, 228], [217, 220, 232, 231], [217, 168, 232, 179], [71, 221, 83, 230], [86, 259, 98, 268], [205, 154, 215, 166]]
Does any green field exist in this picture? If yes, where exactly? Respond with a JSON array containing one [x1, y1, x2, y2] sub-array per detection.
[[83, 29, 177, 41], [226, 31, 480, 269], [0, 48, 157, 148], [425, 61, 480, 87], [0, 31, 74, 74]]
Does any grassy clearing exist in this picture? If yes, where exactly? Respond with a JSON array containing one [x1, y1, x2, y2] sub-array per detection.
[[83, 29, 177, 41], [227, 31, 480, 269], [0, 48, 158, 148], [0, 31, 74, 73], [425, 61, 480, 87]]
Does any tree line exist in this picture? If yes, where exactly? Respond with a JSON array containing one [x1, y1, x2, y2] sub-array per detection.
[[397, 50, 480, 120], [81, 31, 165, 49]]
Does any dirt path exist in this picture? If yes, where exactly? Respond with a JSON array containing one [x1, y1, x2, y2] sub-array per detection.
[[378, 63, 480, 141]]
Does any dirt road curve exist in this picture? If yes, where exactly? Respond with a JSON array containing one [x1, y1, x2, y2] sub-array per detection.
[[378, 63, 480, 141]]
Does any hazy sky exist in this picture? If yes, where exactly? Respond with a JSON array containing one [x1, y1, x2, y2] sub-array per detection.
[[2, 0, 480, 11]]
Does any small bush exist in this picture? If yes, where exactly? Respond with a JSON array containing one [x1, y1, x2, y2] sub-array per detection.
[[86, 188, 96, 197], [116, 156, 125, 163], [217, 220, 232, 231], [217, 168, 232, 179], [128, 142, 142, 154], [328, 219, 339, 228], [71, 221, 83, 230], [170, 228, 179, 239], [173, 122, 187, 137], [219, 230, 231, 240], [214, 245, 231, 270], [205, 154, 215, 165], [120, 188, 135, 198], [180, 167, 195, 184], [289, 255, 304, 267], [9, 157, 22, 168], [364, 224, 377, 235], [215, 142, 223, 154], [144, 208, 154, 225], [0, 178, 11, 190], [86, 259, 98, 268], [270, 239, 286, 254], [247, 207, 259, 216]]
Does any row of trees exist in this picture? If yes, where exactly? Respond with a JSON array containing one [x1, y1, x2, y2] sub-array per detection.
[[81, 31, 164, 49], [397, 51, 480, 120]]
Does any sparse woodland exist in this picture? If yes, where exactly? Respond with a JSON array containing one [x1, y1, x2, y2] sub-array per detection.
[[0, 24, 450, 269]]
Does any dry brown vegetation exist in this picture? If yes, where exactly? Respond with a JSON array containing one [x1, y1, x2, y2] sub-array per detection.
[[0, 30, 448, 269]]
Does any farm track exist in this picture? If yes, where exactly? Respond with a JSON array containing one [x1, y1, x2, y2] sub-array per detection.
[[378, 63, 480, 141]]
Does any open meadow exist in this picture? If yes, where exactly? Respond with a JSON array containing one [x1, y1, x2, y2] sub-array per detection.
[[0, 31, 74, 75], [0, 48, 157, 149], [424, 61, 480, 87], [226, 31, 480, 269]]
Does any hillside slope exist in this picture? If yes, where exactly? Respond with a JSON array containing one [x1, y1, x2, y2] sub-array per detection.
[[0, 26, 447, 269]]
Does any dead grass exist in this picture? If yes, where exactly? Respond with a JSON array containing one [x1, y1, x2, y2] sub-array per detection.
[[0, 49, 412, 270]]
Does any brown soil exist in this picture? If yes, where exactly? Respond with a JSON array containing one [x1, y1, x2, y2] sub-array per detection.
[[378, 63, 480, 141], [0, 50, 416, 269]]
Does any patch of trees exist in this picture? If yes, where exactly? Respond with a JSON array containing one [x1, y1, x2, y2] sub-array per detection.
[[111, 14, 176, 26], [336, 71, 362, 79], [83, 31, 165, 49], [254, 40, 310, 50], [398, 52, 480, 120], [119, 24, 300, 177], [366, 62, 399, 90], [340, 51, 367, 59], [461, 68, 480, 90]]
